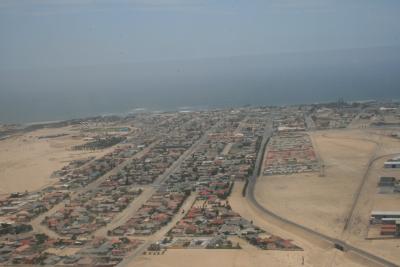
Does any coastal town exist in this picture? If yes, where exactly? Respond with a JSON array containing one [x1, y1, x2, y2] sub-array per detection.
[[0, 100, 400, 266], [2, 0, 400, 266]]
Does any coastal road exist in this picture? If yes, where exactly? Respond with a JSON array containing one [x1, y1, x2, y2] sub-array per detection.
[[245, 124, 399, 267]]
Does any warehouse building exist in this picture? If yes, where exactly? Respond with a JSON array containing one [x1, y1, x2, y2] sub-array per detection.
[[384, 157, 400, 168], [370, 211, 400, 224]]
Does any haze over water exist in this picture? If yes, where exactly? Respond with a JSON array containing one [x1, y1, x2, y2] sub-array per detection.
[[1, 1, 400, 123]]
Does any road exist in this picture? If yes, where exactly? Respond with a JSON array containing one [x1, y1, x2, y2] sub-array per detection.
[[93, 186, 154, 237], [308, 133, 325, 177], [254, 121, 273, 176], [243, 119, 272, 191], [245, 123, 399, 267], [157, 118, 226, 185], [116, 193, 197, 267], [95, 124, 219, 237], [305, 114, 316, 131], [114, 121, 225, 266], [342, 137, 381, 233], [29, 141, 159, 238]]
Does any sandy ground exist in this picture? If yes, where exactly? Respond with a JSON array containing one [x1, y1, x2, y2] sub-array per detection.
[[130, 247, 369, 267], [343, 132, 400, 264], [255, 130, 377, 238], [130, 248, 309, 267], [255, 128, 400, 265], [0, 126, 104, 194], [129, 248, 372, 267], [45, 247, 81, 256]]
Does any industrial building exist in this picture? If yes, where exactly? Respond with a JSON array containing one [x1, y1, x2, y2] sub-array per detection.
[[370, 211, 400, 222], [384, 157, 400, 168]]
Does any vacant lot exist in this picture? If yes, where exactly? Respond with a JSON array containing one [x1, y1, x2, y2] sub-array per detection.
[[256, 130, 377, 238], [129, 248, 310, 267], [0, 126, 104, 194], [344, 134, 400, 264], [255, 128, 400, 265]]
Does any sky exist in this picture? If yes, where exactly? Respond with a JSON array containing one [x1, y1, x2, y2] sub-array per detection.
[[1, 0, 400, 122], [1, 0, 400, 69]]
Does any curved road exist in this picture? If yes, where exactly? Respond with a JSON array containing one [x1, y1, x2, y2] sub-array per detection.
[[246, 125, 399, 267]]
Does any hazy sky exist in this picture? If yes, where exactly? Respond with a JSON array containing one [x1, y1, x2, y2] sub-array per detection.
[[1, 1, 400, 123], [1, 0, 400, 69]]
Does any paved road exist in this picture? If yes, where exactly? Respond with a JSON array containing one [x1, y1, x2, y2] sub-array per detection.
[[254, 121, 273, 177], [246, 123, 399, 267], [305, 114, 316, 131]]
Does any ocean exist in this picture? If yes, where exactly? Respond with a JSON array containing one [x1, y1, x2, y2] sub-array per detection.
[[1, 46, 400, 124]]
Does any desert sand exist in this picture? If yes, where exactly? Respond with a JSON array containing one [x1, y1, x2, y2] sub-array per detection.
[[343, 133, 400, 264], [0, 126, 105, 194], [130, 248, 310, 267], [255, 129, 400, 265], [255, 130, 377, 238]]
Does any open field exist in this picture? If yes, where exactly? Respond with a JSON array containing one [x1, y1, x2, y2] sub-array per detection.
[[128, 247, 310, 267], [128, 248, 368, 267], [233, 181, 372, 267], [255, 128, 400, 265], [344, 135, 400, 264], [0, 126, 107, 194], [256, 129, 377, 238]]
